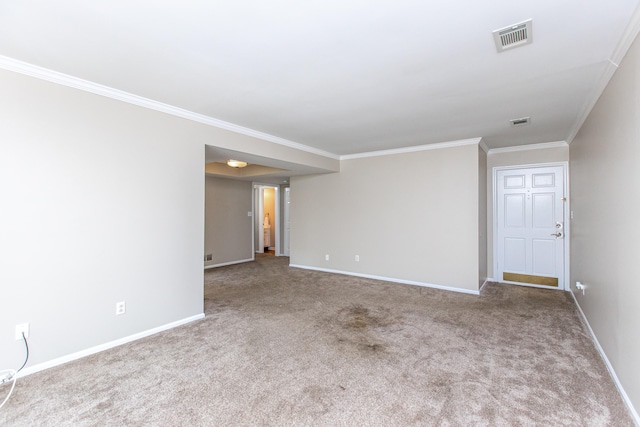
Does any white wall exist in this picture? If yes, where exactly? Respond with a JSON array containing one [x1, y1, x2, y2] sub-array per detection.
[[290, 142, 481, 292], [204, 176, 253, 266], [570, 33, 640, 419], [0, 69, 206, 371]]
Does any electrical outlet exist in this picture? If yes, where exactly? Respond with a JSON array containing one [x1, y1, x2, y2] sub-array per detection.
[[355, 255, 360, 262], [116, 301, 126, 315], [325, 254, 330, 261], [15, 323, 29, 340], [206, 254, 213, 261], [0, 371, 13, 384]]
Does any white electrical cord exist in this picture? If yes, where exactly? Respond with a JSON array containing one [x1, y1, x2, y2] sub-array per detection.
[[0, 369, 18, 410]]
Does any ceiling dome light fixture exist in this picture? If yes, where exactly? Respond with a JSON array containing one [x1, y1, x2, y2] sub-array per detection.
[[227, 159, 248, 168]]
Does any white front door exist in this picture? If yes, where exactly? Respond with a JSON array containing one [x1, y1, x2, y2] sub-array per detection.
[[495, 165, 566, 289]]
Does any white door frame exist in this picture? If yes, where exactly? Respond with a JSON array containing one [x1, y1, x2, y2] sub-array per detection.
[[492, 162, 570, 290], [283, 187, 290, 257], [252, 183, 280, 256]]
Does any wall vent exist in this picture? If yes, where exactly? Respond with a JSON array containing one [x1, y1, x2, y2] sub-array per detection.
[[493, 19, 532, 52], [510, 117, 530, 127]]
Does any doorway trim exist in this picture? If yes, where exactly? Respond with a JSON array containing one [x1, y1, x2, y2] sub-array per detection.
[[283, 187, 290, 257], [492, 161, 570, 290], [252, 183, 280, 256]]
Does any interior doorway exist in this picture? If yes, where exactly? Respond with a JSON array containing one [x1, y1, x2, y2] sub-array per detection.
[[253, 184, 279, 255]]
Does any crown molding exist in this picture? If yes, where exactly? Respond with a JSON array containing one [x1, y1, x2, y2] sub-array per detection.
[[566, 4, 640, 144], [611, 3, 640, 66], [478, 138, 489, 153], [340, 137, 483, 160], [565, 61, 618, 145], [0, 55, 340, 160], [487, 141, 568, 154]]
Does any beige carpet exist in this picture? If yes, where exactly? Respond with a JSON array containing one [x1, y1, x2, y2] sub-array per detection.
[[0, 254, 634, 426]]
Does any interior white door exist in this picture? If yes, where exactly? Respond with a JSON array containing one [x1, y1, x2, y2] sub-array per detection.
[[496, 165, 566, 289]]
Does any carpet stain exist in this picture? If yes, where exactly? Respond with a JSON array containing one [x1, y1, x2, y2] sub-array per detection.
[[336, 337, 388, 355], [516, 313, 535, 319], [358, 342, 386, 353], [329, 304, 398, 355], [338, 304, 396, 330], [349, 317, 368, 328]]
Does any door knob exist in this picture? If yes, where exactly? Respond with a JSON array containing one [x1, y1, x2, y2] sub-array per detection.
[[551, 232, 563, 238]]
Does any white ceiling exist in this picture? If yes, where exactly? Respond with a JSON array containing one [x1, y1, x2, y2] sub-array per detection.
[[1, 1, 639, 163]]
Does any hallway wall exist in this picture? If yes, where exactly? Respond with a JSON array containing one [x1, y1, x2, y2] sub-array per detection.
[[569, 33, 640, 419], [205, 176, 253, 266]]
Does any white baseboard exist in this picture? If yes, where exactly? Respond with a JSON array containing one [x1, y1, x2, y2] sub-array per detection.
[[569, 291, 640, 425], [289, 264, 479, 295], [15, 313, 205, 379], [204, 257, 253, 269]]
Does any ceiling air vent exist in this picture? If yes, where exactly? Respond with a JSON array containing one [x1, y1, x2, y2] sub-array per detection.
[[510, 117, 530, 127], [493, 19, 532, 52]]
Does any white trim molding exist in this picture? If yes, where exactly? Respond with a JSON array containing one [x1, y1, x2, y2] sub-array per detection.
[[204, 258, 254, 269], [340, 137, 483, 160], [569, 291, 640, 425], [15, 313, 205, 379], [0, 55, 338, 160], [289, 264, 480, 295], [487, 141, 568, 155], [478, 138, 490, 153], [567, 4, 640, 145], [611, 3, 640, 66], [565, 62, 619, 144]]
